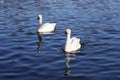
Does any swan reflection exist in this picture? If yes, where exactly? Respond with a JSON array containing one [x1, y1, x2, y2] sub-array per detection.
[[37, 31, 54, 35], [37, 33, 42, 53], [37, 32, 55, 53], [64, 53, 76, 76]]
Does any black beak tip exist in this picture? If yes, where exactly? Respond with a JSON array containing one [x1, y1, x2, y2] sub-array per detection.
[[65, 31, 67, 34], [37, 17, 39, 20]]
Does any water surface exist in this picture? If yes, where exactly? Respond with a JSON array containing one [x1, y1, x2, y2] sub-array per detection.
[[0, 0, 120, 80]]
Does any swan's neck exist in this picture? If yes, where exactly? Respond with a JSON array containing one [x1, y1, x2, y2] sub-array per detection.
[[66, 33, 71, 44], [39, 18, 42, 26], [65, 32, 71, 52]]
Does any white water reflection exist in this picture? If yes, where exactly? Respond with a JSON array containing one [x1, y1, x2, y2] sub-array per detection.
[[37, 31, 55, 35], [37, 32, 55, 53], [37, 33, 42, 53], [64, 53, 76, 76]]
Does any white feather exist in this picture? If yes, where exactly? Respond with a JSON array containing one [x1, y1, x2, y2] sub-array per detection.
[[64, 29, 81, 53], [37, 15, 56, 33]]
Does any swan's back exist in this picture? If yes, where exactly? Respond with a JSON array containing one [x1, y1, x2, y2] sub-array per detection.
[[38, 23, 56, 33]]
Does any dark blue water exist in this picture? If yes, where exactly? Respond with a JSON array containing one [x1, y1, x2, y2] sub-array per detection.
[[0, 0, 120, 80]]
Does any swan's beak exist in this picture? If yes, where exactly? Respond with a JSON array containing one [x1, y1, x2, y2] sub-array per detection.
[[65, 30, 67, 34], [65, 29, 69, 34], [37, 17, 40, 20]]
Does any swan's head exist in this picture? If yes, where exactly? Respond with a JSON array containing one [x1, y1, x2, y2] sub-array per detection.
[[38, 15, 42, 20], [65, 29, 71, 34]]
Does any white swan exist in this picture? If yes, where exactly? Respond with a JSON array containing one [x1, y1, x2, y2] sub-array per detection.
[[64, 29, 81, 53], [37, 15, 56, 33]]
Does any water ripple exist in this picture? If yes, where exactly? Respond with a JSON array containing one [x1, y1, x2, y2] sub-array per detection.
[[0, 0, 120, 80]]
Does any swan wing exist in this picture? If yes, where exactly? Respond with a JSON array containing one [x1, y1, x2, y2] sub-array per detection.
[[70, 37, 81, 51], [38, 23, 56, 32]]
